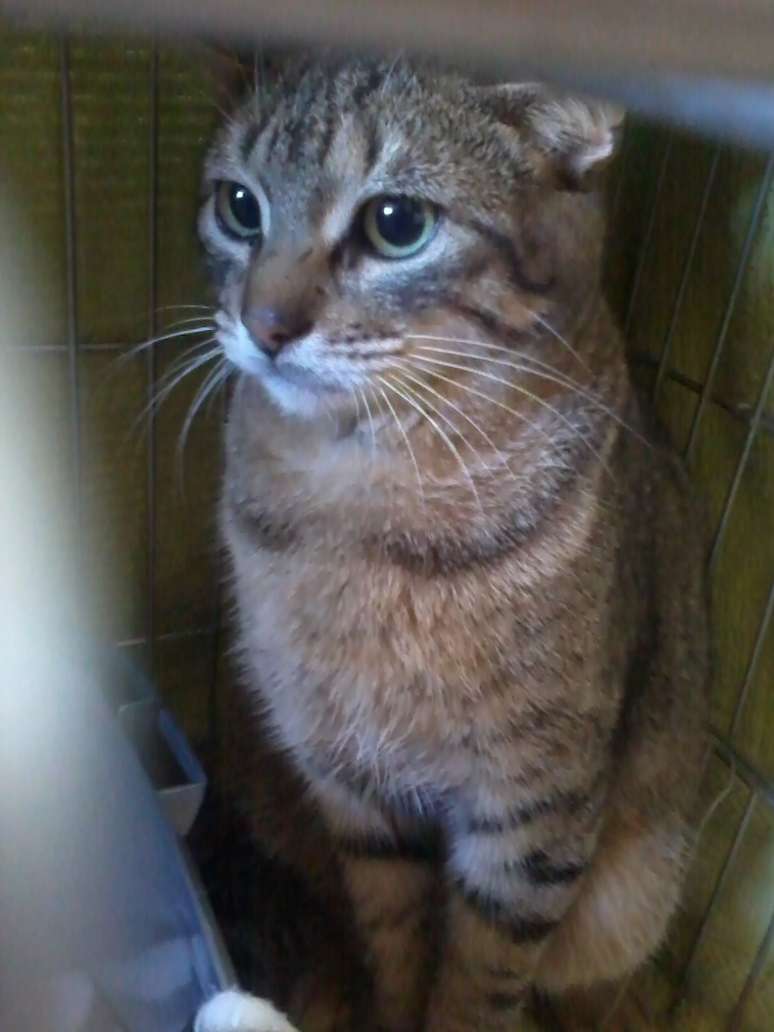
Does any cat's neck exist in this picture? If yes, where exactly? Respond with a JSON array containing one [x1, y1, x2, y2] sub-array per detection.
[[225, 302, 632, 551]]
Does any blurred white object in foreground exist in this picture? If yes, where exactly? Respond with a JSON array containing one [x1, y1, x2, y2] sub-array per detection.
[[0, 198, 228, 1031]]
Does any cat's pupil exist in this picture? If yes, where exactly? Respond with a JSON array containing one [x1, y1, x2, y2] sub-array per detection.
[[375, 196, 425, 247], [230, 184, 261, 232]]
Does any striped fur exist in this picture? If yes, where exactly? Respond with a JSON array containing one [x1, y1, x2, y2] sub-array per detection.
[[198, 55, 709, 1032]]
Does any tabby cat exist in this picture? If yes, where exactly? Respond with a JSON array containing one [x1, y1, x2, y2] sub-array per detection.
[[194, 55, 709, 1032]]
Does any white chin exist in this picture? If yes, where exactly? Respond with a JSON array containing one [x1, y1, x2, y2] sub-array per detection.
[[220, 325, 351, 419], [259, 369, 328, 418], [221, 335, 318, 417]]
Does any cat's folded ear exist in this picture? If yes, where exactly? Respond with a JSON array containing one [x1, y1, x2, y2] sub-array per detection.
[[194, 43, 301, 110], [481, 83, 624, 191], [193, 42, 257, 108]]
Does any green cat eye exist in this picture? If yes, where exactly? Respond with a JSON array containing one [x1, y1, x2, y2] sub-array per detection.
[[215, 181, 263, 241], [362, 195, 437, 259]]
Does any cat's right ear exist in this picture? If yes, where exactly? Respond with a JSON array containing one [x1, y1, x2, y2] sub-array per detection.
[[479, 83, 624, 191]]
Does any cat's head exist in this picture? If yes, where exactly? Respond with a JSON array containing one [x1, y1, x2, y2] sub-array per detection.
[[199, 56, 621, 420]]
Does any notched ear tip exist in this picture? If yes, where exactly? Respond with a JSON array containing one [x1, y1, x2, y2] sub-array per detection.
[[525, 93, 626, 191], [480, 80, 626, 190], [566, 100, 626, 182]]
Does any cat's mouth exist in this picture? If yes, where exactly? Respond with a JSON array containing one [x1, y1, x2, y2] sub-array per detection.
[[269, 361, 343, 393], [215, 313, 402, 414]]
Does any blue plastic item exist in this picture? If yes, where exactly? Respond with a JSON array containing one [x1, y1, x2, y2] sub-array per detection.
[[0, 652, 231, 1032]]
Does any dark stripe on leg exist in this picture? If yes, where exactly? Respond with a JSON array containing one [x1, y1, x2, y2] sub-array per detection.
[[466, 788, 591, 835], [456, 882, 558, 944], [487, 991, 525, 1011], [520, 849, 588, 886], [338, 832, 440, 863]]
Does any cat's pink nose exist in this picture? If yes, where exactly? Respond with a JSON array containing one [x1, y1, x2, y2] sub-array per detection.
[[241, 305, 312, 358]]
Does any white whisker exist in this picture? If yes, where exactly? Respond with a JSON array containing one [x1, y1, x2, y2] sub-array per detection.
[[375, 380, 426, 504], [151, 339, 218, 395], [131, 344, 220, 437], [153, 344, 220, 406], [408, 332, 643, 441], [206, 364, 232, 419], [530, 312, 589, 370], [156, 304, 214, 313], [387, 362, 503, 478], [409, 333, 592, 395], [115, 323, 216, 369], [140, 324, 215, 348], [390, 370, 497, 503], [409, 353, 607, 469], [414, 343, 595, 408], [176, 358, 229, 475], [379, 375, 483, 513], [398, 357, 558, 452], [99, 333, 215, 395], [160, 315, 219, 331]]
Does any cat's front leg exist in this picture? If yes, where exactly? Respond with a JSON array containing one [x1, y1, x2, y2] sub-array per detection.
[[312, 775, 436, 1032], [195, 989, 300, 1032], [426, 783, 602, 1032]]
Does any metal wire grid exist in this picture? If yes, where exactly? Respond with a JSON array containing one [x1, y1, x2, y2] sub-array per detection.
[[7, 33, 774, 1027], [619, 127, 774, 1025], [63, 39, 158, 672], [43, 36, 226, 747]]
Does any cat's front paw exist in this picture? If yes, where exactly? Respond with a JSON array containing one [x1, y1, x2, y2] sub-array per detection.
[[195, 989, 300, 1032]]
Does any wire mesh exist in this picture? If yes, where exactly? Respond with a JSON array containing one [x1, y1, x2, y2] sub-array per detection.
[[683, 154, 774, 462], [653, 145, 722, 403], [622, 131, 774, 1025]]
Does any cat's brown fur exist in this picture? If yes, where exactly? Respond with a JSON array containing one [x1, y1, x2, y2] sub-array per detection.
[[199, 55, 709, 1032]]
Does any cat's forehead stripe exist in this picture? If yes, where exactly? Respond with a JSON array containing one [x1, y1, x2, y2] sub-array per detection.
[[239, 61, 393, 174], [319, 123, 371, 244], [240, 123, 261, 164]]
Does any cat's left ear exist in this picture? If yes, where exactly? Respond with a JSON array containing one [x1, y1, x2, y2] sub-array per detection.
[[481, 83, 625, 191], [191, 42, 259, 108]]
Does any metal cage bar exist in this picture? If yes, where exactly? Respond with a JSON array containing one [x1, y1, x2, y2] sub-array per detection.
[[709, 341, 774, 572], [146, 42, 159, 676], [684, 154, 774, 463], [636, 352, 774, 437], [59, 36, 82, 535], [622, 134, 674, 339], [652, 145, 722, 403], [673, 789, 758, 1007], [729, 578, 774, 739], [711, 731, 774, 811], [728, 905, 774, 1029]]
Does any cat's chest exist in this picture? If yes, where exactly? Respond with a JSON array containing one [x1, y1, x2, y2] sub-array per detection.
[[231, 534, 596, 755]]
